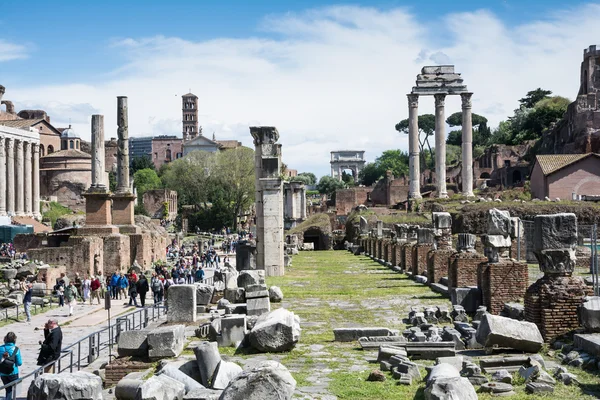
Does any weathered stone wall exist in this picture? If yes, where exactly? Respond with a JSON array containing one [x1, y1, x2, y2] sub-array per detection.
[[104, 234, 130, 273], [524, 275, 589, 342], [28, 236, 103, 277], [448, 252, 487, 291], [401, 243, 414, 271], [335, 187, 369, 216], [478, 260, 528, 315], [129, 232, 168, 269], [142, 189, 178, 220]]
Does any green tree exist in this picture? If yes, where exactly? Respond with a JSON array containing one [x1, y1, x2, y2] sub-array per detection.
[[519, 88, 552, 108], [131, 156, 156, 174], [291, 175, 313, 185], [108, 171, 117, 192], [395, 114, 435, 169], [317, 176, 346, 201], [358, 162, 384, 186], [133, 168, 162, 199], [297, 172, 317, 185], [376, 150, 409, 178], [161, 151, 216, 208], [445, 112, 491, 146]]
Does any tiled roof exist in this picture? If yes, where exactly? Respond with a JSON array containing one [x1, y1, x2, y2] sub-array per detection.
[[42, 149, 91, 159], [0, 118, 45, 129], [535, 154, 598, 176]]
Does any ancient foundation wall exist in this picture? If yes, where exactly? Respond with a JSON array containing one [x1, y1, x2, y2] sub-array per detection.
[[524, 275, 589, 342], [103, 234, 130, 273], [478, 260, 528, 315], [401, 243, 415, 271]]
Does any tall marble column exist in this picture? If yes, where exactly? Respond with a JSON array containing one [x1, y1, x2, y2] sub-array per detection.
[[32, 143, 40, 219], [0, 138, 5, 216], [6, 139, 14, 216], [91, 115, 106, 190], [24, 141, 32, 215], [434, 93, 448, 198], [15, 139, 24, 216], [116, 96, 130, 194], [461, 92, 474, 197], [407, 94, 421, 199]]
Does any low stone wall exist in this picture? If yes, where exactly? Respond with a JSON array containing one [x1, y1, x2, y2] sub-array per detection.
[[104, 357, 153, 387], [478, 260, 528, 315], [524, 275, 589, 342]]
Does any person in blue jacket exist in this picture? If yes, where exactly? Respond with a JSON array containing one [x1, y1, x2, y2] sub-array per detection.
[[0, 332, 22, 400], [110, 272, 120, 299], [118, 273, 129, 300]]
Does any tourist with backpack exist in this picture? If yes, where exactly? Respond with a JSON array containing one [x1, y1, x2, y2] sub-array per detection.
[[150, 273, 163, 305], [136, 274, 149, 307], [64, 281, 78, 317], [0, 332, 22, 400]]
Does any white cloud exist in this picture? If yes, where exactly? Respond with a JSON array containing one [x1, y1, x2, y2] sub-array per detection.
[[0, 39, 28, 62], [4, 4, 600, 177]]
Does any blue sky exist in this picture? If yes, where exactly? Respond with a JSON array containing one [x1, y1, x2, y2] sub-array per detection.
[[0, 1, 598, 176]]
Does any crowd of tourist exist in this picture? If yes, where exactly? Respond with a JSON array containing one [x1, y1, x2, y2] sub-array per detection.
[[0, 244, 15, 258]]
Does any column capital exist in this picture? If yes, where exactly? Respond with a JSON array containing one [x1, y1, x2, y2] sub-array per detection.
[[32, 142, 40, 153], [434, 93, 446, 107], [461, 92, 473, 109], [407, 93, 419, 108]]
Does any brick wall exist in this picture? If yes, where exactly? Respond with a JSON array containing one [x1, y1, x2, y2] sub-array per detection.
[[335, 187, 370, 216], [510, 237, 527, 261], [448, 252, 487, 291], [401, 243, 415, 271], [524, 275, 589, 342], [478, 260, 528, 315], [412, 244, 432, 276], [104, 234, 130, 273], [105, 357, 152, 387], [427, 249, 454, 285]]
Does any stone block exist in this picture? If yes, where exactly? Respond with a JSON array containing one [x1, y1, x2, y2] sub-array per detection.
[[27, 372, 103, 400], [580, 297, 600, 332], [194, 341, 221, 388], [147, 325, 185, 359], [159, 363, 205, 393], [533, 213, 577, 251], [237, 270, 265, 290], [117, 330, 149, 357], [245, 290, 269, 299], [417, 228, 435, 244], [224, 288, 245, 303], [573, 334, 600, 357], [183, 389, 223, 400], [433, 212, 452, 229], [246, 296, 270, 317], [135, 374, 185, 400], [218, 360, 296, 400], [269, 286, 283, 302], [487, 209, 511, 236], [212, 360, 243, 390], [476, 314, 543, 352], [195, 284, 215, 306], [249, 308, 300, 352], [167, 285, 197, 323], [32, 282, 47, 297], [217, 315, 247, 347], [334, 327, 398, 342], [450, 287, 481, 313]]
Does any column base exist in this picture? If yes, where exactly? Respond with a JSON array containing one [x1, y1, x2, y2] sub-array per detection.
[[437, 193, 449, 199], [462, 191, 475, 198], [77, 225, 120, 236], [14, 211, 25, 217], [408, 193, 422, 200], [117, 225, 141, 234]]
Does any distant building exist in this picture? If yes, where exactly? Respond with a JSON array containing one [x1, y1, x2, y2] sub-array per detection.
[[40, 149, 92, 211], [330, 150, 366, 183], [530, 153, 600, 200], [0, 116, 61, 157], [151, 135, 183, 170], [284, 169, 298, 179], [130, 136, 153, 163], [58, 125, 81, 151], [104, 138, 118, 173], [182, 93, 199, 140]]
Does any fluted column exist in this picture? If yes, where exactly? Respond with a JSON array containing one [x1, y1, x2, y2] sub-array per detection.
[[434, 93, 448, 198], [15, 140, 24, 216], [461, 92, 474, 197], [407, 94, 421, 199], [24, 141, 32, 215], [6, 139, 14, 216], [0, 138, 5, 216], [32, 143, 40, 219]]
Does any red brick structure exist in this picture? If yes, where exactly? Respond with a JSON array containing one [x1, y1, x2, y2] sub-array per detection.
[[427, 249, 453, 285], [151, 136, 184, 170], [335, 187, 369, 216], [394, 244, 402, 267], [105, 358, 153, 387], [401, 243, 415, 271], [143, 189, 178, 220], [524, 275, 589, 342], [478, 260, 528, 315], [412, 244, 432, 276], [448, 252, 487, 291]]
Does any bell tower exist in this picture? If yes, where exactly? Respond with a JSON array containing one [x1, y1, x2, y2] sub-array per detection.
[[182, 92, 199, 140]]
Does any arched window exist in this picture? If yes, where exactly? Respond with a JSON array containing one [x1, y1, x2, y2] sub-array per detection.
[[39, 144, 45, 157], [165, 149, 172, 162], [47, 145, 54, 154], [76, 141, 80, 149], [69, 140, 74, 149]]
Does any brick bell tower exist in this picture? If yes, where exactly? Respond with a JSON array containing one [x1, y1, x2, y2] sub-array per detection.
[[182, 92, 199, 140]]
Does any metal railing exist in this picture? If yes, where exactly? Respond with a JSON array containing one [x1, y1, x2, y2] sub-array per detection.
[[0, 301, 167, 399]]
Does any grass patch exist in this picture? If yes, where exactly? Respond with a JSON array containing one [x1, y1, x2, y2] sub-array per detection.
[[42, 202, 79, 228]]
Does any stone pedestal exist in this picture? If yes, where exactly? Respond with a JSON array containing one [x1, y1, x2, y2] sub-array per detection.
[[525, 275, 589, 342], [112, 194, 140, 233], [104, 234, 131, 273], [80, 193, 119, 235], [478, 260, 528, 314], [427, 249, 453, 285], [236, 240, 257, 271], [412, 244, 432, 276], [401, 242, 416, 272]]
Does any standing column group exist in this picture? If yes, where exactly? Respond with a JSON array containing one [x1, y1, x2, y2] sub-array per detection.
[[0, 136, 40, 218], [406, 91, 474, 199]]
